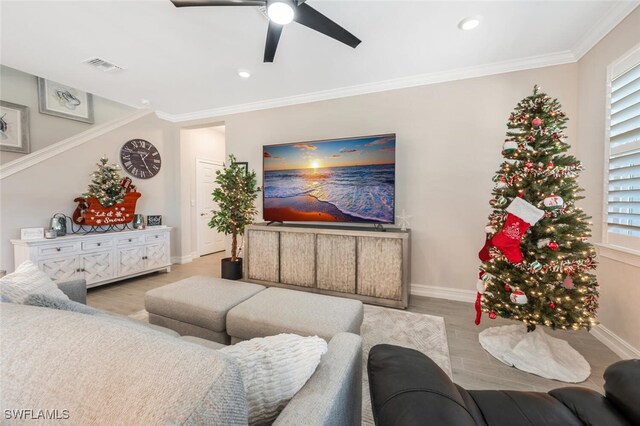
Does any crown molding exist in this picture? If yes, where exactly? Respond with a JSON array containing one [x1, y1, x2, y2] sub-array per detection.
[[572, 1, 639, 60], [0, 109, 154, 180], [156, 50, 576, 123]]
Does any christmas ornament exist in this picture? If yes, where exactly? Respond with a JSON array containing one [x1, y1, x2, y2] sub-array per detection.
[[510, 290, 528, 305], [531, 117, 543, 127], [537, 238, 551, 248], [544, 194, 564, 210], [476, 279, 486, 294], [563, 275, 575, 289], [525, 161, 534, 169], [496, 196, 508, 206], [548, 241, 559, 251], [495, 178, 508, 189], [489, 312, 497, 319], [547, 161, 554, 168], [530, 261, 543, 272], [491, 197, 545, 263], [502, 141, 518, 154], [481, 272, 494, 282], [504, 284, 511, 292], [549, 302, 556, 309], [484, 225, 496, 234]]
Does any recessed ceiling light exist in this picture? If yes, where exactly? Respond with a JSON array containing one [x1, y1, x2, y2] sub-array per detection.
[[458, 16, 482, 31], [238, 70, 251, 79], [267, 1, 295, 25]]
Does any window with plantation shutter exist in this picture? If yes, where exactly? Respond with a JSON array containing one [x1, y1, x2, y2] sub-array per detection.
[[606, 49, 640, 251]]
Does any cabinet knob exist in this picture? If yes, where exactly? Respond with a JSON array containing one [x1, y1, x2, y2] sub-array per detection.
[[155, 236, 158, 239], [128, 239, 132, 242], [56, 248, 61, 252], [97, 242, 101, 246]]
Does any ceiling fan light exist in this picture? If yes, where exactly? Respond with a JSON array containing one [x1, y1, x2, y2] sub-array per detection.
[[267, 1, 294, 25]]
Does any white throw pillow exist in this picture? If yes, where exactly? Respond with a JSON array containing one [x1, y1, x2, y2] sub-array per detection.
[[220, 333, 327, 426], [0, 261, 69, 303]]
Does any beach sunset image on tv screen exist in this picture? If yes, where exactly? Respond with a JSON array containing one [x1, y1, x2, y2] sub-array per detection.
[[263, 134, 395, 223]]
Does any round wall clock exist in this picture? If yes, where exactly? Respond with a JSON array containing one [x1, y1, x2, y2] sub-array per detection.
[[120, 139, 161, 179]]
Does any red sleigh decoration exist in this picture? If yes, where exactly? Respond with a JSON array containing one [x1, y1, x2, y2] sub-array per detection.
[[73, 192, 141, 226]]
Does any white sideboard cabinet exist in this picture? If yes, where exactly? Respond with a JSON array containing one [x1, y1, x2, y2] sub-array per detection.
[[11, 227, 172, 288]]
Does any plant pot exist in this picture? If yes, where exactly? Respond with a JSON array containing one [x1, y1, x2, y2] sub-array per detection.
[[221, 257, 243, 280]]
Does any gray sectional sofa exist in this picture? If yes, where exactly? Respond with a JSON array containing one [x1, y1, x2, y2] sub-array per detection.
[[0, 280, 362, 425]]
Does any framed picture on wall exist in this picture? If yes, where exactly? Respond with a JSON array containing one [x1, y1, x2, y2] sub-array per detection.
[[0, 100, 30, 154], [234, 162, 248, 173], [37, 78, 94, 124]]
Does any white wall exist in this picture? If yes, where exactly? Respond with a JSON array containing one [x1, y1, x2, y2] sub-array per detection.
[[0, 113, 181, 271], [178, 125, 225, 260], [183, 63, 578, 295], [0, 65, 135, 164], [576, 7, 640, 353]]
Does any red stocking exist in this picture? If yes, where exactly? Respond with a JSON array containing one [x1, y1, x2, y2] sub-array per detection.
[[491, 197, 544, 263], [478, 236, 493, 261]]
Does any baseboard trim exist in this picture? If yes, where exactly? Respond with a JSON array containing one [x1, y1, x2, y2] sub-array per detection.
[[411, 285, 639, 359], [411, 283, 476, 303], [590, 324, 640, 360], [171, 255, 193, 265]]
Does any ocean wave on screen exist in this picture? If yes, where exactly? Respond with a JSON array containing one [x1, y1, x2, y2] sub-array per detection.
[[264, 165, 395, 222]]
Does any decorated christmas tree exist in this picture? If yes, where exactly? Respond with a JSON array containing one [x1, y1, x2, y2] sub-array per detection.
[[85, 156, 126, 208], [476, 86, 598, 333]]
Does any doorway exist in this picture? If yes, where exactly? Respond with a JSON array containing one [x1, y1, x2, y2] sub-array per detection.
[[196, 160, 225, 256]]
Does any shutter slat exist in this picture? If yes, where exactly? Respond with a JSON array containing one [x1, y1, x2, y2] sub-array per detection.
[[611, 89, 640, 114], [608, 62, 640, 238]]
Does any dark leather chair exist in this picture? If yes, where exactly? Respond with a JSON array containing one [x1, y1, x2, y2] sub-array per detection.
[[367, 344, 639, 426]]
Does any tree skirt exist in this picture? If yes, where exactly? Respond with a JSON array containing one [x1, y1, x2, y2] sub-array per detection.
[[479, 325, 590, 383]]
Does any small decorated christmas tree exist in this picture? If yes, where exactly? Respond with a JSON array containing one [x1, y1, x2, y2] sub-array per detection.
[[476, 86, 599, 332], [85, 156, 125, 208]]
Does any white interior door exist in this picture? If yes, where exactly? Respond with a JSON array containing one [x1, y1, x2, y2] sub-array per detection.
[[196, 160, 226, 256]]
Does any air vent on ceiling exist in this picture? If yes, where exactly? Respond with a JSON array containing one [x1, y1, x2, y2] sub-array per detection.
[[82, 57, 125, 72]]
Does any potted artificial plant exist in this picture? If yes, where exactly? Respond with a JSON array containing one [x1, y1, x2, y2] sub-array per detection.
[[209, 154, 260, 280]]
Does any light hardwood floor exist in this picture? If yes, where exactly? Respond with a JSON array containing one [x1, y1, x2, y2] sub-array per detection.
[[88, 252, 620, 393]]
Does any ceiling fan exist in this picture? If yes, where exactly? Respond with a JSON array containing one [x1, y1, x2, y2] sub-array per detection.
[[170, 0, 361, 62]]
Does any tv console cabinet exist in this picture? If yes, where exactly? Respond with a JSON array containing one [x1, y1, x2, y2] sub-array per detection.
[[11, 226, 172, 288], [243, 223, 410, 308]]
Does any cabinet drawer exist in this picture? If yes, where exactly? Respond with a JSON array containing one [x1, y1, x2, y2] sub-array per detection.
[[145, 233, 166, 243], [81, 240, 112, 251], [116, 236, 144, 246], [38, 243, 79, 256]]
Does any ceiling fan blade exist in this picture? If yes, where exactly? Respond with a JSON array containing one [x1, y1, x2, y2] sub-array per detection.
[[293, 3, 361, 49], [264, 21, 284, 63], [170, 0, 265, 7]]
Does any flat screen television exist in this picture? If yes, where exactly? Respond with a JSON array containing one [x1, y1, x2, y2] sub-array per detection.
[[263, 133, 396, 223]]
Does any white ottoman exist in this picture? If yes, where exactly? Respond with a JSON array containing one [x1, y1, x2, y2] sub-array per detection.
[[145, 275, 265, 344], [226, 287, 364, 343]]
